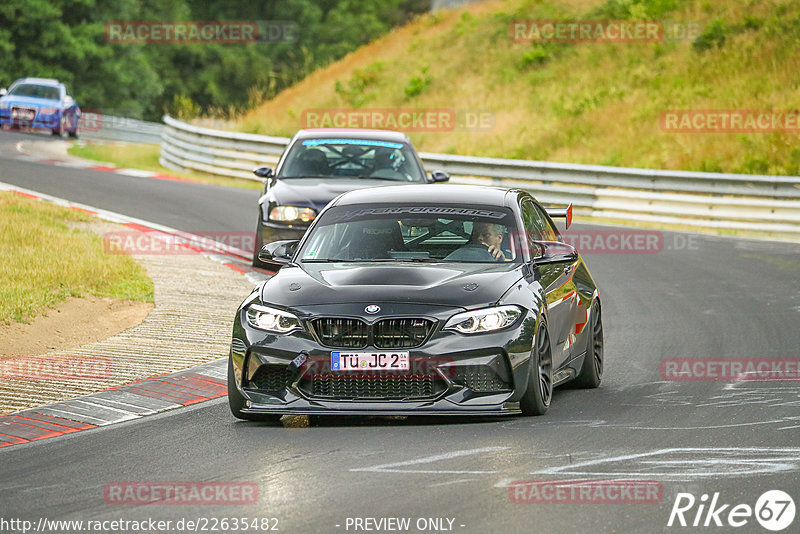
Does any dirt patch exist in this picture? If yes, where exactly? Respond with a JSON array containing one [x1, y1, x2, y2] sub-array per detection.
[[0, 297, 153, 357]]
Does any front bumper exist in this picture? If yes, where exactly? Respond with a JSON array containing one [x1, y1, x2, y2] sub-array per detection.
[[259, 221, 310, 246], [230, 302, 536, 415], [0, 109, 61, 129]]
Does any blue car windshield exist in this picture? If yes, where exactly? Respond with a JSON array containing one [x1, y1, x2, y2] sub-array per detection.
[[279, 139, 425, 182], [299, 205, 523, 263], [9, 84, 60, 100]]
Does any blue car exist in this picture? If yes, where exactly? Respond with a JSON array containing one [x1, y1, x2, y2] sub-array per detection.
[[0, 78, 80, 137]]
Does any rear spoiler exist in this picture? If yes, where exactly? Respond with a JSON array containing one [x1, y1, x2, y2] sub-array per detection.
[[546, 203, 573, 230]]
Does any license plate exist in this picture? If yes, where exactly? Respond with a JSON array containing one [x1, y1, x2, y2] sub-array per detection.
[[331, 351, 409, 371], [11, 109, 34, 121]]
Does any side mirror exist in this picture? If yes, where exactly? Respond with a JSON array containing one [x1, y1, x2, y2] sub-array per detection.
[[253, 167, 274, 179], [257, 240, 299, 265], [430, 170, 450, 183], [533, 241, 578, 265], [0, 88, 6, 97]]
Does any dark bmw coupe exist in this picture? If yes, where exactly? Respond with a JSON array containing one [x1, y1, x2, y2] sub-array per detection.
[[251, 128, 449, 269], [228, 185, 603, 421]]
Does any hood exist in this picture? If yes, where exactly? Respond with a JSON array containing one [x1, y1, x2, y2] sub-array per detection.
[[268, 178, 401, 213], [260, 262, 524, 309], [0, 95, 61, 108]]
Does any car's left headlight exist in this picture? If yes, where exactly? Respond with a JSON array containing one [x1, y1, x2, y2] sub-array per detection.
[[39, 107, 59, 115], [269, 205, 317, 223], [245, 304, 302, 333], [444, 305, 523, 334]]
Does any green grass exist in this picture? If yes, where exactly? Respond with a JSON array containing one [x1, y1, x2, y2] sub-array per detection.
[[232, 0, 800, 176], [68, 143, 262, 190], [0, 192, 154, 324]]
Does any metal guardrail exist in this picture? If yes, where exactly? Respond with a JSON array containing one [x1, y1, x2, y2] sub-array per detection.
[[160, 115, 800, 234], [81, 114, 164, 144]]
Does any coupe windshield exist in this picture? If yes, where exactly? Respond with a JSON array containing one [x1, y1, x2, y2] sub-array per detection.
[[299, 205, 523, 263], [8, 84, 60, 100], [280, 139, 425, 182]]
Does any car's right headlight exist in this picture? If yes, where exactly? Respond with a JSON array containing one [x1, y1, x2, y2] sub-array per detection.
[[269, 206, 317, 223], [443, 305, 523, 334], [0, 102, 9, 110], [245, 304, 302, 334]]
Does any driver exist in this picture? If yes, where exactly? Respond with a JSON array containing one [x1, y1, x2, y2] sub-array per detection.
[[445, 222, 509, 261]]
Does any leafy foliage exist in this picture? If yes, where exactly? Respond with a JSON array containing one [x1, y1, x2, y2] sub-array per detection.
[[0, 0, 430, 120]]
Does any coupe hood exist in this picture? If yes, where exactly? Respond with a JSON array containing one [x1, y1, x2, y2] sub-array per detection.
[[260, 262, 523, 309], [268, 178, 403, 213]]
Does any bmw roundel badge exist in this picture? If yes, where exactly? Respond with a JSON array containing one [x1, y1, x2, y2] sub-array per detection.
[[365, 305, 381, 314]]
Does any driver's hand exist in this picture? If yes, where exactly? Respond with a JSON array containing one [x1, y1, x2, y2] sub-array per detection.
[[486, 244, 506, 261]]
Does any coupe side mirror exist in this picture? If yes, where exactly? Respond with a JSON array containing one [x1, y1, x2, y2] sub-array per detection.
[[0, 88, 6, 97], [253, 167, 274, 178], [257, 240, 299, 265], [430, 170, 450, 183], [533, 241, 578, 265]]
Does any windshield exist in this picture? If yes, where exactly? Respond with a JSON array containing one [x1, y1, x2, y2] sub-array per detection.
[[279, 138, 425, 182], [299, 204, 522, 263], [8, 84, 60, 100]]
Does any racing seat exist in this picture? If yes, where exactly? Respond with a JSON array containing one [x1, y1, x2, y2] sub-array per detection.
[[290, 148, 330, 176], [341, 220, 406, 259]]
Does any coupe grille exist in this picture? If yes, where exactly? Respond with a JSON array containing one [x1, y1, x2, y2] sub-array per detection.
[[249, 365, 294, 391], [312, 318, 369, 348], [373, 318, 434, 348], [299, 372, 446, 400], [312, 317, 434, 349]]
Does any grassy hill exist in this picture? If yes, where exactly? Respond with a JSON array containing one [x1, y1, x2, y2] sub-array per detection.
[[231, 0, 800, 176]]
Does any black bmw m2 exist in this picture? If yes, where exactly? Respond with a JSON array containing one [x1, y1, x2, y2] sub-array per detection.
[[228, 185, 603, 421]]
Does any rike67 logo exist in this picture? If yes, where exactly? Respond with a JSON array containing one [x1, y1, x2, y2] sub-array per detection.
[[668, 490, 796, 531]]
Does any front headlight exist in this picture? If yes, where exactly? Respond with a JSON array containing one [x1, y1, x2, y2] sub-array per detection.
[[39, 107, 59, 115], [269, 205, 317, 223], [0, 102, 9, 110], [443, 305, 523, 334], [245, 304, 302, 333]]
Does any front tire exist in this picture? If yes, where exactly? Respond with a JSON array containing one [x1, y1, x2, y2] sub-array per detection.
[[52, 115, 66, 138], [572, 301, 603, 388], [520, 320, 553, 416], [227, 358, 282, 423]]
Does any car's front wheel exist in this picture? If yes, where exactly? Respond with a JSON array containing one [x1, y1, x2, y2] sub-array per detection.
[[227, 358, 282, 423], [571, 301, 603, 389], [520, 320, 552, 416], [51, 115, 66, 138]]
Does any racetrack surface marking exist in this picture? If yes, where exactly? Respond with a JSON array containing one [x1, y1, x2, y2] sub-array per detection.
[[0, 359, 227, 448]]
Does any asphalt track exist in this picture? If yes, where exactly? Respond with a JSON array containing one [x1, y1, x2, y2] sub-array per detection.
[[2, 130, 800, 533]]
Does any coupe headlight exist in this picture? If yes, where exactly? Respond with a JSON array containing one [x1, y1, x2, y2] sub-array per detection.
[[0, 102, 9, 110], [269, 206, 317, 223], [39, 107, 59, 115], [245, 304, 302, 333], [444, 305, 523, 334]]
